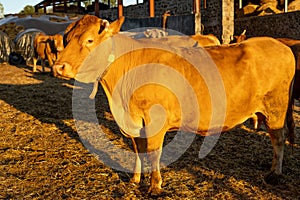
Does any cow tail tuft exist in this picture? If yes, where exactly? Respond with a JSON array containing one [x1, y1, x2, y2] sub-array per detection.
[[286, 79, 295, 146]]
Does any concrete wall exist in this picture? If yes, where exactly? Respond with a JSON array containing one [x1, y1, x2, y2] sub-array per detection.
[[99, 0, 194, 19], [234, 10, 300, 39], [98, 0, 300, 42], [99, 0, 233, 42], [100, 0, 300, 42], [122, 15, 195, 36]]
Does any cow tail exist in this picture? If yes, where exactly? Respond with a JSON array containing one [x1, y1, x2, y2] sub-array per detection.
[[286, 78, 295, 146]]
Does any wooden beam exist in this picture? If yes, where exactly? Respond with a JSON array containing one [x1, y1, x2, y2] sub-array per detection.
[[149, 0, 154, 17], [95, 0, 99, 17], [64, 0, 67, 13], [43, 2, 47, 13], [118, 0, 123, 17], [78, 0, 81, 13], [53, 0, 56, 12]]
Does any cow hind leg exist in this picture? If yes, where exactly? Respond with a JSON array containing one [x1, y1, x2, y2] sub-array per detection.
[[250, 112, 265, 130], [265, 127, 286, 184]]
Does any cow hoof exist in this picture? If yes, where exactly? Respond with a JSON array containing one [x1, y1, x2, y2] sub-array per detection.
[[148, 186, 162, 196], [130, 177, 140, 185], [264, 171, 284, 185]]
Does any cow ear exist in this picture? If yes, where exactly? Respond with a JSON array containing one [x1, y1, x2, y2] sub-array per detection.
[[108, 16, 125, 35], [99, 19, 110, 34]]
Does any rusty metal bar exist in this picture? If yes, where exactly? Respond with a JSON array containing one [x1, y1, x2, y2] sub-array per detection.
[[194, 0, 200, 13], [118, 0, 123, 17], [149, 0, 155, 17]]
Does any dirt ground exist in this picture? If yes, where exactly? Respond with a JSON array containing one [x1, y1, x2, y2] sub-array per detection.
[[0, 63, 299, 200]]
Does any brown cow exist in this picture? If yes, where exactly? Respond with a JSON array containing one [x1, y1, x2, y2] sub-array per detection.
[[53, 15, 295, 194], [33, 33, 64, 73], [190, 33, 221, 46], [230, 30, 247, 44]]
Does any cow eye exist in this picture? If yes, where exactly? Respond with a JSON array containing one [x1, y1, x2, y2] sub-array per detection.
[[87, 39, 93, 44]]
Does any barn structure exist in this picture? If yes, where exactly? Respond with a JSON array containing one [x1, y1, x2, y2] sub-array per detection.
[[33, 0, 300, 43]]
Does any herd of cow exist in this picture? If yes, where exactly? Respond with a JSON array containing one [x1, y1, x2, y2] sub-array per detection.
[[31, 14, 299, 195]]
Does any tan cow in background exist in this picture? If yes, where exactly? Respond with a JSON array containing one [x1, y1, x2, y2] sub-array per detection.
[[33, 33, 64, 73], [53, 15, 295, 195], [136, 33, 220, 47]]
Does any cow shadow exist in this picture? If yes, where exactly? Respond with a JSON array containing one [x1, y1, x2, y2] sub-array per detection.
[[0, 63, 132, 182], [162, 125, 300, 198]]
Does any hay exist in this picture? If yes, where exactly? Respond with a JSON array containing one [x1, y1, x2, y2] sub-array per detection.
[[0, 23, 25, 41], [0, 63, 299, 199]]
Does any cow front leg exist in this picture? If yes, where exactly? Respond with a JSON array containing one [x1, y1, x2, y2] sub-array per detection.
[[41, 59, 46, 72], [46, 54, 54, 72], [265, 128, 286, 184], [33, 57, 38, 72], [131, 137, 146, 184], [148, 149, 163, 195], [146, 130, 165, 195]]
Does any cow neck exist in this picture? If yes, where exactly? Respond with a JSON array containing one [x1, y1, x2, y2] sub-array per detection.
[[89, 37, 115, 99]]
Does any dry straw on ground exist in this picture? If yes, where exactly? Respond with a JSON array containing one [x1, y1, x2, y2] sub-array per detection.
[[0, 63, 299, 199]]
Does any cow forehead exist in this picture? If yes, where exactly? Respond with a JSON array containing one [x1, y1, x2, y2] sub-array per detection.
[[74, 21, 102, 38], [54, 34, 63, 39]]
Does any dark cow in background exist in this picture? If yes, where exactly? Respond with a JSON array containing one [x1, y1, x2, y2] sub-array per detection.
[[53, 15, 295, 194], [276, 38, 300, 99], [33, 33, 64, 73]]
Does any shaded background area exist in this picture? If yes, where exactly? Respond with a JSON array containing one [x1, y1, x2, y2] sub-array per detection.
[[0, 63, 299, 199]]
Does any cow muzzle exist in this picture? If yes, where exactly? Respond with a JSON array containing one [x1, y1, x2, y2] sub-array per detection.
[[56, 47, 64, 52], [53, 62, 75, 79]]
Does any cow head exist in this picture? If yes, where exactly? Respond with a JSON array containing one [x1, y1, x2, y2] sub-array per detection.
[[53, 15, 125, 78], [52, 34, 64, 52]]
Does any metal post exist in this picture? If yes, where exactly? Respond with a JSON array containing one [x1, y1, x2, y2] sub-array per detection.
[[284, 0, 288, 12], [194, 0, 201, 34]]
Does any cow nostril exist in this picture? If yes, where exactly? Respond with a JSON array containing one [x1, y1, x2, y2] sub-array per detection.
[[54, 64, 65, 76]]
